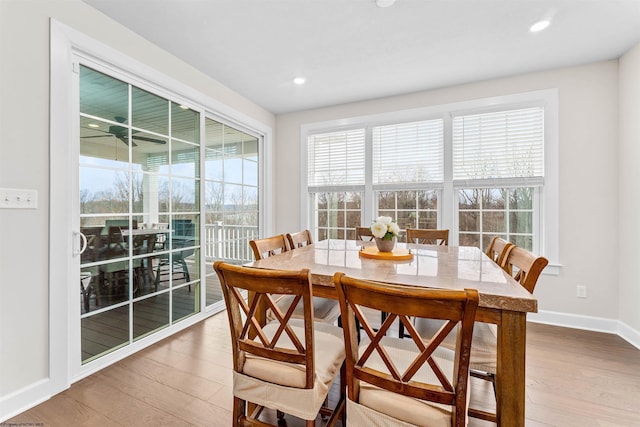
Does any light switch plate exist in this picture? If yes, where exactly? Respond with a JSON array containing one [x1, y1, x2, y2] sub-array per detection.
[[0, 188, 38, 209]]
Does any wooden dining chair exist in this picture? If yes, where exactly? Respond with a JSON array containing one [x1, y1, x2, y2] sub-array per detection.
[[286, 229, 313, 250], [334, 272, 478, 427], [250, 235, 341, 325], [355, 226, 374, 241], [397, 227, 450, 337], [98, 226, 130, 302], [503, 245, 549, 293], [416, 244, 548, 422], [406, 228, 449, 245], [485, 236, 514, 268], [155, 221, 195, 292], [249, 234, 289, 259], [214, 261, 345, 427]]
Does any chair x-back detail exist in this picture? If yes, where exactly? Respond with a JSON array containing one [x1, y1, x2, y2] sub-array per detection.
[[214, 261, 345, 427], [286, 229, 313, 250], [406, 228, 450, 245], [334, 272, 479, 427], [251, 234, 341, 325]]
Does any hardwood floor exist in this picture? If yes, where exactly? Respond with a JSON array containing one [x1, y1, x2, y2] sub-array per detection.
[[7, 315, 640, 426]]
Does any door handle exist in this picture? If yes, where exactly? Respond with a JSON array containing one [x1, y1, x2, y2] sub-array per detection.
[[74, 231, 88, 256]]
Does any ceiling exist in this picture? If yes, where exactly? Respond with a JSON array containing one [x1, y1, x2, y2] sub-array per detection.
[[82, 0, 640, 115]]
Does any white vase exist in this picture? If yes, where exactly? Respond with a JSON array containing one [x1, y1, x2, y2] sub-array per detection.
[[375, 237, 396, 252]]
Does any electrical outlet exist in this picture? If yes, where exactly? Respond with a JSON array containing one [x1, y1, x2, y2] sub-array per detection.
[[576, 285, 587, 298], [0, 188, 38, 209]]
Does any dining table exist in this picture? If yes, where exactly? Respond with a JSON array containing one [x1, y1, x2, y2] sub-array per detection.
[[246, 239, 537, 427], [121, 228, 173, 290]]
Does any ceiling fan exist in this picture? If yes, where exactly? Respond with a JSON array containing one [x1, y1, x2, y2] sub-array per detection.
[[81, 116, 167, 146]]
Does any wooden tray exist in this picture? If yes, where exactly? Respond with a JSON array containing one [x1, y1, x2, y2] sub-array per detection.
[[359, 246, 414, 261]]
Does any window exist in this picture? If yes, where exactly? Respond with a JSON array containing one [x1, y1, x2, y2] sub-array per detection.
[[372, 120, 443, 185], [314, 191, 362, 240], [373, 120, 443, 234], [308, 129, 365, 239], [303, 91, 557, 259], [377, 190, 439, 230], [453, 107, 544, 251], [458, 187, 535, 250]]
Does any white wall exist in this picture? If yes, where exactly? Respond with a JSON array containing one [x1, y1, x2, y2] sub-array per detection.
[[0, 0, 274, 418], [619, 42, 640, 334], [276, 61, 623, 326]]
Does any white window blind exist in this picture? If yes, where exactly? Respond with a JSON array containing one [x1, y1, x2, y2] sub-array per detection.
[[372, 119, 444, 185], [452, 107, 544, 184], [308, 129, 365, 187]]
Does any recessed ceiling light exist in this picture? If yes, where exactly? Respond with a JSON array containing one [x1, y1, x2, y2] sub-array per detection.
[[530, 19, 550, 33], [376, 0, 396, 7], [88, 123, 100, 128], [293, 77, 306, 85]]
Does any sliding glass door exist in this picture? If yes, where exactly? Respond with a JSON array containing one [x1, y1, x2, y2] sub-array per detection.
[[76, 58, 263, 365], [78, 65, 201, 363], [203, 118, 259, 306]]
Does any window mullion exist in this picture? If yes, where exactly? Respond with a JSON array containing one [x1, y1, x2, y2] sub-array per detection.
[[533, 187, 541, 254], [363, 125, 374, 225], [442, 113, 455, 243]]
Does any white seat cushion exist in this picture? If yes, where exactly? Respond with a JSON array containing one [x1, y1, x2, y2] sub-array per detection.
[[414, 318, 497, 372], [234, 319, 345, 420], [349, 335, 468, 427]]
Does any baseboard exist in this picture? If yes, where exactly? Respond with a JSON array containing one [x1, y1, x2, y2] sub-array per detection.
[[618, 320, 640, 350], [529, 310, 640, 350], [0, 378, 52, 423]]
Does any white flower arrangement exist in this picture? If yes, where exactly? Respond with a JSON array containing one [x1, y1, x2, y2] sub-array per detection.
[[370, 216, 400, 240]]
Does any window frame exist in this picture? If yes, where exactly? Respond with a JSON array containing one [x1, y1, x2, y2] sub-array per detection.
[[301, 89, 559, 273]]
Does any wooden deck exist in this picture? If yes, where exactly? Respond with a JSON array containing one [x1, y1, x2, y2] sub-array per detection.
[[8, 316, 640, 426], [81, 271, 224, 362]]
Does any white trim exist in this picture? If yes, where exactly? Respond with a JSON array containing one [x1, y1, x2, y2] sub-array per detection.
[[540, 92, 560, 272], [442, 114, 454, 235], [50, 19, 75, 402], [619, 321, 640, 351], [529, 310, 640, 350], [299, 127, 309, 227], [0, 379, 50, 422], [540, 263, 561, 276]]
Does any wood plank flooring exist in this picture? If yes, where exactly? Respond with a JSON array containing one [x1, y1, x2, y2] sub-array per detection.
[[7, 315, 640, 426]]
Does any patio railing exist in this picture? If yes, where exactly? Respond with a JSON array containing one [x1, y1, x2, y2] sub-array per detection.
[[203, 222, 258, 263]]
